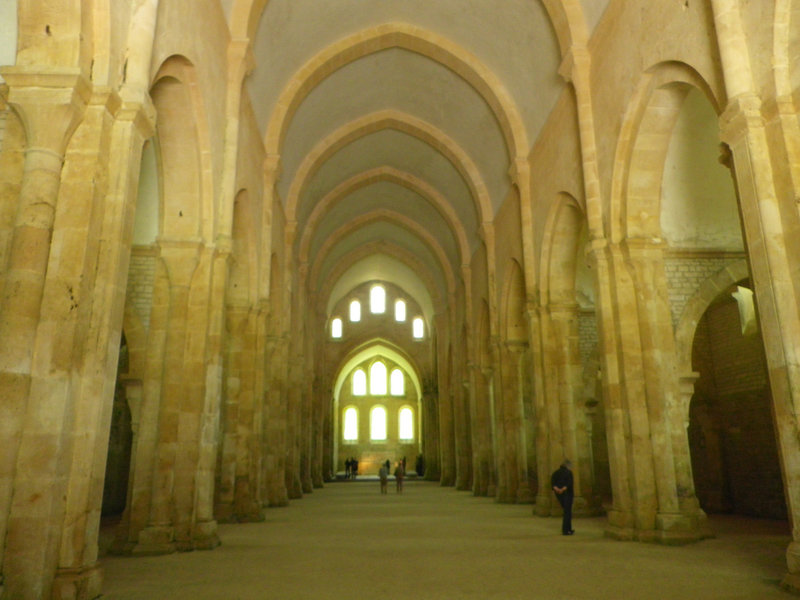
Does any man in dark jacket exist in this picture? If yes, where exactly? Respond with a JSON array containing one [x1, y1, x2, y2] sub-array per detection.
[[551, 460, 574, 535]]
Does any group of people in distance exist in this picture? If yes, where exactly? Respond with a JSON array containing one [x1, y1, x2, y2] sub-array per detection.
[[344, 457, 359, 479], [378, 458, 405, 494]]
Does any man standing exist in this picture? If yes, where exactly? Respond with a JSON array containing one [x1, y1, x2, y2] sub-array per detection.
[[551, 459, 574, 535]]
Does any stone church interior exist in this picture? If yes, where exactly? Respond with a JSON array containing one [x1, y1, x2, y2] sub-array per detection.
[[2, 0, 800, 598]]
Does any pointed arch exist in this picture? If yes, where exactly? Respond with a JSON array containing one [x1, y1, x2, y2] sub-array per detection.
[[150, 55, 215, 243], [264, 23, 528, 161], [298, 166, 470, 268], [307, 208, 456, 299], [609, 61, 723, 243], [286, 110, 491, 225], [540, 193, 586, 306]]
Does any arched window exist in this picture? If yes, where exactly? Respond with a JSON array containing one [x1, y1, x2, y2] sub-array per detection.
[[343, 407, 358, 441], [370, 361, 387, 395], [395, 299, 406, 322], [390, 369, 404, 396], [412, 317, 424, 339], [349, 300, 361, 322], [352, 369, 367, 396], [398, 407, 414, 440], [370, 285, 386, 314], [330, 317, 342, 338], [370, 405, 387, 440]]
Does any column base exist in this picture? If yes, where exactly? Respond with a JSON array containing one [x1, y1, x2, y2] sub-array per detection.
[[532, 493, 552, 517], [604, 510, 713, 544], [52, 562, 103, 600], [132, 525, 176, 556], [782, 572, 800, 594], [516, 486, 534, 504], [192, 520, 221, 551]]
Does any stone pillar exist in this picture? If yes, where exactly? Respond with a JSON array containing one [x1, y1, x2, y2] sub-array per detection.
[[499, 341, 533, 504], [263, 330, 289, 507], [422, 384, 441, 481], [625, 239, 708, 541], [720, 95, 800, 590], [527, 306, 553, 516], [134, 241, 200, 554], [0, 69, 94, 600], [437, 313, 456, 486], [453, 349, 472, 491], [711, 0, 800, 584], [586, 240, 637, 538], [548, 304, 600, 516]]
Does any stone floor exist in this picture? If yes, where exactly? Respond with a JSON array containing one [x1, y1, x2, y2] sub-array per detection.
[[100, 480, 793, 599]]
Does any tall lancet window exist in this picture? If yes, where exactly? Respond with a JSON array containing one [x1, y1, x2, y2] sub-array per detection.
[[352, 369, 367, 396], [395, 300, 406, 322], [412, 317, 424, 339], [370, 361, 387, 395], [398, 407, 414, 440], [349, 300, 361, 322], [390, 369, 404, 396], [370, 285, 386, 314], [370, 405, 387, 440], [343, 407, 358, 441], [331, 317, 342, 338]]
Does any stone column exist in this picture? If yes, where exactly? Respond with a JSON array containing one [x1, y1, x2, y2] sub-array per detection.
[[548, 303, 600, 516], [473, 365, 496, 497], [134, 241, 200, 554], [527, 306, 553, 516], [422, 383, 441, 481], [263, 330, 289, 507], [437, 313, 456, 486], [625, 239, 708, 541], [453, 343, 472, 491], [719, 93, 800, 592], [500, 341, 533, 503], [0, 69, 91, 600], [586, 240, 637, 538]]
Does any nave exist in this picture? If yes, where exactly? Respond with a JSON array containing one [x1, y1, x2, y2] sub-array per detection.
[[100, 481, 791, 600]]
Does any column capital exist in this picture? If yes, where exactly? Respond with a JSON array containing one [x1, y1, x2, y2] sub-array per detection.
[[719, 92, 764, 146], [0, 67, 91, 154]]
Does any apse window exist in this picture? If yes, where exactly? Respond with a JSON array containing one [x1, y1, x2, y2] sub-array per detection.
[[352, 368, 367, 396], [331, 317, 343, 339], [370, 405, 387, 441], [398, 407, 414, 440], [395, 299, 406, 322], [370, 285, 386, 314], [390, 368, 404, 396], [349, 300, 361, 322], [412, 317, 424, 339], [370, 361, 387, 395], [343, 407, 358, 441]]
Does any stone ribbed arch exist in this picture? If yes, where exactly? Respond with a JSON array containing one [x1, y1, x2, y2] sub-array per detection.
[[540, 0, 590, 56], [298, 166, 470, 267], [286, 110, 492, 225], [263, 23, 529, 160], [234, 1, 586, 118], [318, 240, 444, 317], [307, 208, 456, 298], [609, 61, 722, 243], [539, 193, 585, 305], [674, 259, 750, 373], [151, 56, 216, 243]]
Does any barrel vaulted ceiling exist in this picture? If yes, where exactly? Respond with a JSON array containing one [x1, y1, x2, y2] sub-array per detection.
[[221, 0, 611, 322]]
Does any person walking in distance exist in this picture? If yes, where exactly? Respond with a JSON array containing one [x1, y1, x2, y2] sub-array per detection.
[[378, 462, 389, 495], [551, 459, 574, 535], [394, 460, 405, 494]]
